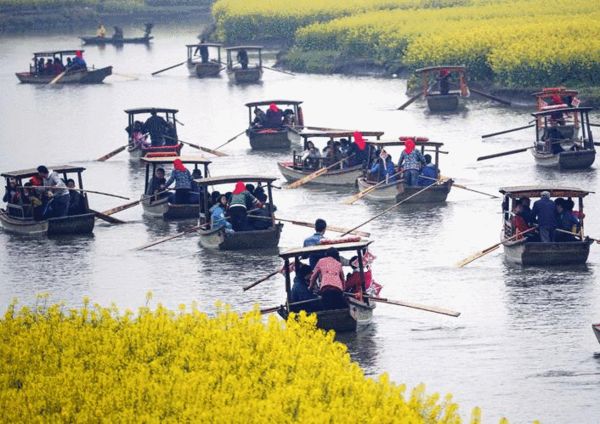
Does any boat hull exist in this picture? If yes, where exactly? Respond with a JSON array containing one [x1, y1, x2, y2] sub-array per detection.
[[248, 128, 301, 150], [531, 148, 595, 169], [16, 67, 112, 84], [0, 209, 95, 236], [356, 178, 452, 203], [227, 67, 262, 84], [426, 94, 460, 112], [141, 196, 199, 220], [187, 61, 222, 78], [593, 324, 600, 345], [278, 162, 362, 186], [128, 143, 183, 160], [503, 238, 592, 266], [81, 36, 153, 45], [198, 223, 283, 250]]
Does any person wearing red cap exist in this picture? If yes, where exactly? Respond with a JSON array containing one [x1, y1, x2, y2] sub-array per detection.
[[165, 159, 193, 204], [69, 50, 87, 72], [265, 103, 284, 129], [398, 138, 426, 187], [228, 181, 262, 231]]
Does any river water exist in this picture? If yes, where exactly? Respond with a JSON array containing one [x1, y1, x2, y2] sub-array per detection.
[[1, 23, 599, 423]]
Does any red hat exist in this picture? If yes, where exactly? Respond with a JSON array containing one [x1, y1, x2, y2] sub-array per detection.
[[173, 159, 186, 172], [353, 131, 366, 151], [232, 181, 246, 195], [75, 50, 83, 58], [551, 94, 563, 105], [404, 138, 415, 154], [269, 103, 279, 112]]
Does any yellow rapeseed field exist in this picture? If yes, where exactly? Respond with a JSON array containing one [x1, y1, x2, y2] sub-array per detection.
[[0, 297, 498, 423]]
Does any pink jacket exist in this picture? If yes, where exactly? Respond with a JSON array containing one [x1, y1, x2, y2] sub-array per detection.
[[310, 257, 345, 292]]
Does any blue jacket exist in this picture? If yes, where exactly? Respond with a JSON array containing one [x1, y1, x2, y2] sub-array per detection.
[[558, 211, 579, 232], [303, 233, 325, 269], [418, 164, 438, 186], [531, 197, 558, 228], [165, 169, 193, 190], [370, 158, 396, 183], [210, 204, 232, 230]]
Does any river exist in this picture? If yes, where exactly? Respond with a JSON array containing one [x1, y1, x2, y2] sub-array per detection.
[[0, 22, 599, 423]]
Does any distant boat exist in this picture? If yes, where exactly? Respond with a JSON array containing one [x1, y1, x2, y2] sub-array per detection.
[[225, 46, 263, 84], [81, 23, 153, 46], [124, 108, 183, 160], [186, 43, 223, 78]]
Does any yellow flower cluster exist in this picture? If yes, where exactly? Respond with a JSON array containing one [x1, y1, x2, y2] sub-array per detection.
[[0, 298, 493, 423]]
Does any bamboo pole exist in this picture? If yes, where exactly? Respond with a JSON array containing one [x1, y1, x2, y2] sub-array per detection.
[[363, 295, 461, 317], [456, 227, 537, 267]]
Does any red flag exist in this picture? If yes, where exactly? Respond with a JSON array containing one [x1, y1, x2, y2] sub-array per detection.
[[353, 131, 366, 151], [572, 97, 581, 107]]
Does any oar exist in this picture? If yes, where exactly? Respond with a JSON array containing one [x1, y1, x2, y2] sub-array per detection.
[[97, 145, 127, 161], [164, 135, 227, 157], [590, 123, 600, 128], [286, 155, 355, 189], [263, 65, 295, 76], [151, 61, 186, 76], [89, 209, 126, 224], [48, 70, 67, 85], [260, 297, 322, 315], [555, 228, 600, 243], [38, 186, 129, 200], [421, 175, 499, 199], [397, 92, 423, 110], [243, 269, 280, 291], [135, 224, 207, 251], [477, 147, 532, 161], [214, 129, 246, 151], [341, 182, 441, 236], [469, 87, 511, 106], [363, 295, 461, 317], [343, 171, 403, 205], [456, 226, 537, 267], [247, 215, 370, 238], [482, 124, 534, 139], [100, 189, 170, 216]]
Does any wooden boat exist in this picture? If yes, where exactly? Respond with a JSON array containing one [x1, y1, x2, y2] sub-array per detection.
[[593, 324, 600, 345], [531, 107, 595, 169], [225, 46, 263, 84], [16, 50, 112, 84], [245, 100, 304, 149], [124, 108, 183, 160], [81, 23, 153, 45], [277, 130, 384, 186], [0, 165, 95, 236], [414, 65, 469, 112], [186, 43, 223, 78], [355, 138, 453, 203], [141, 156, 211, 220], [499, 186, 593, 266], [277, 240, 376, 333], [195, 175, 282, 250]]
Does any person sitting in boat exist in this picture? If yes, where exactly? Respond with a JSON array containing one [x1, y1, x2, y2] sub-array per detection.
[[511, 200, 534, 241], [265, 103, 284, 129], [417, 154, 439, 186], [229, 181, 263, 231], [346, 138, 368, 168], [309, 247, 347, 310], [301, 140, 322, 170], [143, 110, 168, 147], [112, 26, 124, 41], [22, 182, 43, 220], [66, 179, 85, 215], [129, 121, 150, 149], [345, 254, 382, 299], [282, 109, 295, 126], [164, 122, 178, 146], [208, 190, 221, 209], [53, 57, 65, 74], [37, 166, 70, 219], [210, 194, 233, 233], [68, 51, 87, 72], [324, 142, 343, 169], [251, 107, 266, 128], [97, 23, 106, 38], [165, 159, 193, 204], [248, 186, 275, 230], [439, 69, 451, 95], [398, 138, 426, 187], [531, 191, 558, 243], [44, 59, 55, 75], [146, 167, 166, 199], [303, 218, 327, 269], [189, 169, 204, 205], [237, 49, 249, 70], [555, 198, 580, 242], [369, 149, 396, 183], [291, 263, 318, 308], [3, 178, 19, 205], [519, 197, 534, 226], [36, 57, 45, 75]]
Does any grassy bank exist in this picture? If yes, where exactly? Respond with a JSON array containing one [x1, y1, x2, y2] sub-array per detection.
[[0, 298, 505, 422]]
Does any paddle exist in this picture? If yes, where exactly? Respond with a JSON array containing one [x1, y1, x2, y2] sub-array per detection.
[[38, 186, 129, 200], [477, 147, 532, 161], [48, 70, 67, 85], [286, 154, 355, 189], [343, 171, 403, 205], [97, 145, 127, 161], [89, 209, 125, 224], [397, 92, 423, 110], [263, 65, 295, 76], [591, 123, 600, 128], [247, 214, 370, 238], [163, 135, 227, 157], [100, 189, 170, 216], [214, 129, 246, 151], [481, 124, 535, 139], [151, 61, 186, 76], [469, 87, 511, 106], [244, 269, 280, 292], [135, 224, 207, 251], [260, 298, 322, 315], [362, 295, 460, 317], [341, 182, 441, 237], [456, 226, 537, 267], [555, 228, 600, 243], [420, 175, 499, 199]]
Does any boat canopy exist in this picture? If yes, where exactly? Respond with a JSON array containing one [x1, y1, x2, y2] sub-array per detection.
[[141, 155, 211, 165], [32, 50, 83, 57], [246, 100, 303, 108], [194, 175, 278, 186], [299, 130, 384, 139], [368, 139, 444, 148], [415, 65, 466, 74], [280, 240, 372, 259], [532, 87, 579, 98], [225, 46, 263, 51], [499, 186, 591, 198], [2, 165, 85, 179], [185, 43, 222, 48], [532, 106, 592, 118], [124, 108, 179, 115]]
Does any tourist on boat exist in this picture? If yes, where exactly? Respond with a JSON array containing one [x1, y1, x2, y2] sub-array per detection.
[[237, 49, 249, 70], [68, 51, 87, 72], [164, 122, 178, 146], [324, 142, 343, 169], [37, 166, 70, 219], [252, 107, 266, 128], [146, 168, 167, 198], [130, 122, 150, 149], [301, 140, 322, 170], [97, 23, 106, 38], [556, 198, 580, 242], [53, 57, 65, 74], [418, 154, 439, 186], [208, 190, 221, 209], [3, 178, 20, 205], [112, 26, 124, 41], [189, 169, 204, 205], [369, 149, 396, 183], [265, 103, 284, 128], [36, 57, 45, 74], [195, 39, 210, 63], [346, 138, 368, 167], [291, 263, 318, 306], [22, 182, 43, 220], [248, 186, 275, 230], [439, 69, 451, 95], [44, 59, 55, 75], [519, 197, 534, 225], [282, 109, 295, 126], [229, 181, 262, 231], [66, 179, 85, 215], [511, 201, 533, 240], [165, 159, 193, 204], [143, 110, 168, 147], [210, 194, 233, 232], [398, 138, 426, 186], [309, 247, 347, 309], [344, 255, 381, 298], [65, 57, 72, 69], [304, 218, 327, 269], [531, 191, 558, 242]]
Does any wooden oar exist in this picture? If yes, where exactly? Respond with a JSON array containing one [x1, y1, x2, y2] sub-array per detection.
[[100, 189, 170, 216], [341, 182, 441, 236], [151, 61, 186, 76], [590, 123, 600, 128], [469, 87, 511, 106], [38, 186, 129, 200], [164, 136, 227, 157], [397, 92, 423, 110], [363, 295, 461, 317], [97, 145, 127, 161], [263, 65, 295, 76], [481, 124, 534, 139], [89, 209, 126, 224], [477, 147, 532, 161], [286, 155, 355, 189], [243, 269, 280, 291], [48, 70, 67, 85], [247, 215, 370, 238], [135, 224, 206, 251], [343, 171, 403, 205], [260, 297, 321, 315], [456, 227, 537, 267], [420, 175, 499, 199], [555, 228, 600, 243], [214, 129, 246, 151]]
